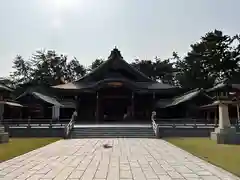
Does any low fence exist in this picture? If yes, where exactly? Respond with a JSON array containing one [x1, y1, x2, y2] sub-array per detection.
[[151, 113, 240, 138], [6, 126, 65, 138], [1, 118, 70, 138], [2, 118, 69, 127]]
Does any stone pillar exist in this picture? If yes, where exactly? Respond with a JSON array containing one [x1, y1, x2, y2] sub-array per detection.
[[218, 103, 230, 129], [0, 103, 9, 143], [211, 101, 238, 144]]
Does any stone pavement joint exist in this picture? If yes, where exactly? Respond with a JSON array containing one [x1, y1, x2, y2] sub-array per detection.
[[0, 138, 239, 180]]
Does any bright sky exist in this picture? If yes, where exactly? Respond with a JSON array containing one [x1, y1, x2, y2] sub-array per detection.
[[0, 0, 239, 77]]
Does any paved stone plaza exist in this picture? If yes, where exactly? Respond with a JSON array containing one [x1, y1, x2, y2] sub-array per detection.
[[0, 139, 239, 180]]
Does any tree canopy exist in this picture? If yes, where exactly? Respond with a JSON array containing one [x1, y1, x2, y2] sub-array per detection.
[[1, 29, 240, 89], [176, 30, 240, 88]]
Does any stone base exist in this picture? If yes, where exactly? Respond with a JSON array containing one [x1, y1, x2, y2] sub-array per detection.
[[0, 126, 9, 143], [0, 132, 9, 143], [211, 127, 240, 144]]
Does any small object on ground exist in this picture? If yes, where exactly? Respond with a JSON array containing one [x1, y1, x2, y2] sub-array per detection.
[[103, 144, 112, 148]]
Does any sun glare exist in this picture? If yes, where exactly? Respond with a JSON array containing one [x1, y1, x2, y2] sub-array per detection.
[[45, 0, 81, 12], [39, 0, 88, 30]]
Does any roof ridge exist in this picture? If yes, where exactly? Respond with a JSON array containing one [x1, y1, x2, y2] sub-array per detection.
[[174, 88, 200, 99], [0, 83, 14, 92], [72, 48, 124, 83], [124, 60, 154, 82], [73, 58, 109, 83]]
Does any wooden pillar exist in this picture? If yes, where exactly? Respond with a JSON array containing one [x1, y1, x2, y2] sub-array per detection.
[[152, 92, 155, 107], [52, 106, 55, 120], [153, 92, 156, 99], [52, 106, 60, 120], [131, 92, 135, 119], [96, 92, 99, 123], [152, 92, 156, 119], [0, 104, 4, 125], [237, 103, 240, 125], [206, 111, 210, 122], [214, 108, 217, 126], [74, 95, 78, 116]]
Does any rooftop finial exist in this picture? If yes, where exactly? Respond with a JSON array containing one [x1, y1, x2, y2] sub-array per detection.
[[108, 47, 123, 60]]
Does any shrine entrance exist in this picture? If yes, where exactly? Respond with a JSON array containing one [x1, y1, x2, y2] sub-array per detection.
[[96, 85, 135, 123], [101, 95, 132, 122]]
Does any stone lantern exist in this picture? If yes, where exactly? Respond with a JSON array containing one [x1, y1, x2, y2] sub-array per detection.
[[209, 83, 239, 144]]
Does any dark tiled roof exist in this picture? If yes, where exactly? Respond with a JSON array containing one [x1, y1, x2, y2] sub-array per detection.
[[52, 48, 175, 90], [0, 84, 13, 92], [155, 89, 212, 108], [59, 100, 76, 108], [31, 92, 63, 106], [155, 99, 174, 108], [53, 79, 176, 91], [206, 82, 240, 92], [0, 101, 22, 107], [17, 89, 63, 106], [136, 82, 175, 90], [52, 82, 83, 90], [74, 48, 153, 83]]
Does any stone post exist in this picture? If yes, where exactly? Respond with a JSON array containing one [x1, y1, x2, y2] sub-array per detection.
[[218, 103, 230, 130], [211, 101, 238, 144]]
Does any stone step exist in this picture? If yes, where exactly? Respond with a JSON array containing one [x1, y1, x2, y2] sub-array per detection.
[[71, 129, 154, 132], [72, 127, 153, 129], [72, 128, 154, 132], [72, 130, 154, 134], [71, 126, 155, 138], [72, 133, 154, 136], [71, 136, 155, 139]]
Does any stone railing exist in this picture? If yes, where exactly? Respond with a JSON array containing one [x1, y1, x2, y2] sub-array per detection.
[[156, 120, 215, 129], [150, 112, 227, 138], [64, 113, 76, 139], [2, 119, 70, 128], [155, 118, 240, 129], [151, 111, 160, 138]]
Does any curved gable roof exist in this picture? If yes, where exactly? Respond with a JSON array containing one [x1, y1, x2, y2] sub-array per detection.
[[53, 48, 175, 90], [76, 48, 153, 82], [155, 89, 213, 108], [16, 88, 63, 106]]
